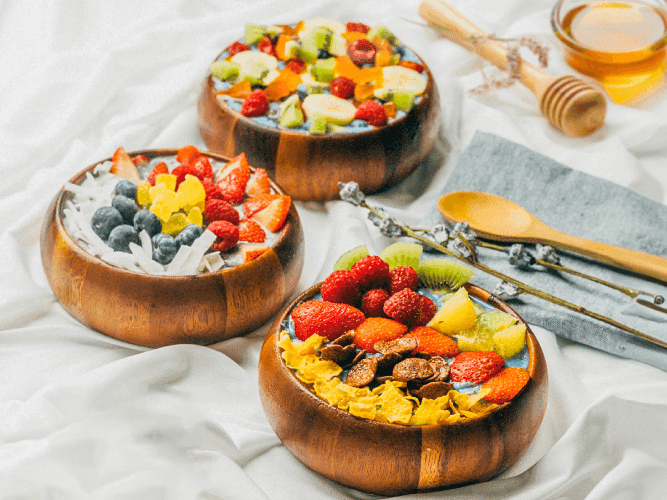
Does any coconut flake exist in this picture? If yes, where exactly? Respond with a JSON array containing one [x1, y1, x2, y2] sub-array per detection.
[[101, 252, 144, 273], [139, 230, 153, 259], [184, 230, 217, 270], [129, 242, 164, 274], [165, 244, 193, 274]]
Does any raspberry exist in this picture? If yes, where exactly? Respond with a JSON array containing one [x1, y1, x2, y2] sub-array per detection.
[[383, 288, 423, 327], [202, 179, 224, 200], [354, 100, 388, 126], [419, 295, 437, 325], [330, 76, 356, 99], [257, 36, 276, 57], [285, 59, 307, 74], [321, 270, 361, 305], [204, 198, 240, 225], [228, 41, 250, 57], [388, 266, 419, 295], [241, 89, 269, 117], [351, 255, 390, 290], [238, 219, 266, 243], [347, 39, 376, 66], [360, 288, 390, 317], [346, 22, 370, 34], [208, 220, 239, 252]]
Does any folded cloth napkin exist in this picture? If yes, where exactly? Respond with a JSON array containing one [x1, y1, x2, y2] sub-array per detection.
[[420, 131, 667, 371]]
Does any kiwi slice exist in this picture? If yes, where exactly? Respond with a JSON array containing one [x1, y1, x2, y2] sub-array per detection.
[[333, 245, 369, 271], [378, 241, 422, 271], [417, 259, 475, 293]]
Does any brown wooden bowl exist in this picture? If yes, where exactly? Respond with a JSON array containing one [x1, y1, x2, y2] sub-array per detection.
[[258, 282, 548, 495], [197, 46, 441, 201], [40, 149, 305, 348]]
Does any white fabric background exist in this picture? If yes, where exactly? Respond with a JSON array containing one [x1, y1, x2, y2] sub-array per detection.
[[1, 0, 667, 499]]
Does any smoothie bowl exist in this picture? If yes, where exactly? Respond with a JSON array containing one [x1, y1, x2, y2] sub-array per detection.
[[197, 18, 441, 201], [258, 243, 548, 495], [41, 146, 304, 347]]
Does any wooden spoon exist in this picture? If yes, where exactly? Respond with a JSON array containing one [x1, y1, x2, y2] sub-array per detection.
[[418, 0, 607, 137], [437, 191, 667, 283]]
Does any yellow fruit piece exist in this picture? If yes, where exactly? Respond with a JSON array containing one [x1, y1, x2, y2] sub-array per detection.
[[426, 287, 477, 335], [149, 182, 172, 203], [137, 181, 151, 206], [150, 190, 179, 222], [455, 330, 494, 352], [162, 212, 187, 236], [479, 310, 518, 332], [155, 173, 177, 192], [186, 206, 203, 227], [176, 174, 206, 210], [493, 324, 527, 359]]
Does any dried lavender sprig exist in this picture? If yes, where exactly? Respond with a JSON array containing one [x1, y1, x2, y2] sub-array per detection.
[[345, 193, 667, 350]]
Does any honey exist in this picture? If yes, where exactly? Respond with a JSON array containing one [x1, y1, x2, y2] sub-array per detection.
[[552, 0, 667, 103]]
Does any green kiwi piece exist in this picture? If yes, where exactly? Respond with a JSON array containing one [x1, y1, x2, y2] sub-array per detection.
[[333, 245, 369, 271], [417, 259, 475, 293], [378, 241, 423, 271]]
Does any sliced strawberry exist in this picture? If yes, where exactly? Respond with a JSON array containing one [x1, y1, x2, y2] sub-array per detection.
[[404, 326, 461, 358], [238, 219, 266, 243], [243, 246, 269, 263], [147, 162, 169, 186], [354, 317, 408, 353], [176, 145, 201, 165], [191, 155, 214, 182], [450, 351, 505, 384], [216, 153, 251, 205], [258, 36, 276, 57], [172, 164, 196, 189], [246, 168, 271, 196], [243, 193, 280, 218], [132, 155, 150, 167], [482, 367, 530, 404], [251, 195, 291, 232], [110, 147, 141, 181]]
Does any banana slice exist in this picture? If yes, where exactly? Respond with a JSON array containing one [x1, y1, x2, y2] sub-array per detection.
[[302, 94, 357, 125], [300, 17, 346, 36], [300, 72, 330, 88], [230, 50, 278, 70], [379, 66, 427, 96]]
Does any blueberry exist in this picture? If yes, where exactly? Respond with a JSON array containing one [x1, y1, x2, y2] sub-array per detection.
[[112, 195, 137, 225], [108, 224, 140, 253], [114, 180, 137, 200], [151, 233, 178, 265], [134, 209, 162, 237], [91, 206, 123, 240], [317, 49, 331, 59], [175, 224, 203, 247], [394, 45, 406, 57]]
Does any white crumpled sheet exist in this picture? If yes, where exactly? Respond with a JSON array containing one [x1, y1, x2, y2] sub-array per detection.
[[1, 0, 666, 498]]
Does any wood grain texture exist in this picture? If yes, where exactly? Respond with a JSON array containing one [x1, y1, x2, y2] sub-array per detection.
[[40, 149, 305, 348], [258, 283, 548, 495], [197, 48, 441, 201]]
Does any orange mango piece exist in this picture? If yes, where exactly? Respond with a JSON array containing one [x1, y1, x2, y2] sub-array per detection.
[[275, 35, 293, 61], [354, 82, 375, 101], [218, 79, 252, 99], [264, 69, 302, 101], [335, 55, 362, 81], [356, 66, 383, 84], [375, 49, 392, 67], [342, 31, 368, 44], [371, 36, 394, 54], [383, 102, 397, 119]]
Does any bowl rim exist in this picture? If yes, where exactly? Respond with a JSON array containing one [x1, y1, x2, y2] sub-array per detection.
[[53, 148, 298, 281], [210, 39, 436, 139], [267, 281, 543, 430]]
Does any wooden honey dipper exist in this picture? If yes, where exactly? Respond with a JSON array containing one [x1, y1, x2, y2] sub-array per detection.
[[418, 0, 607, 137]]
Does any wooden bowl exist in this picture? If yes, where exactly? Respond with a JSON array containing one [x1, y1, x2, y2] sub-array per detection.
[[258, 282, 548, 495], [40, 149, 305, 348], [197, 46, 441, 201]]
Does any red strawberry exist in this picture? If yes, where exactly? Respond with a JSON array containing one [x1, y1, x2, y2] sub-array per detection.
[[176, 145, 201, 165], [243, 246, 269, 262], [216, 153, 252, 205], [243, 193, 280, 218], [147, 161, 169, 186], [291, 300, 365, 341], [241, 89, 269, 117], [346, 22, 370, 34], [258, 35, 276, 57], [383, 288, 422, 327], [330, 76, 356, 99], [285, 59, 307, 74], [132, 155, 150, 167], [208, 220, 239, 252], [347, 39, 376, 66], [251, 195, 291, 232], [205, 198, 240, 225], [238, 219, 266, 243], [360, 288, 390, 317], [110, 147, 141, 181], [228, 41, 250, 57], [404, 326, 461, 358], [353, 317, 408, 353], [388, 266, 418, 295], [172, 164, 196, 189], [418, 295, 437, 325], [482, 367, 530, 404], [202, 179, 224, 200], [450, 351, 505, 384], [354, 100, 388, 126], [351, 255, 390, 290], [246, 168, 271, 195], [321, 270, 360, 305], [191, 156, 214, 182]]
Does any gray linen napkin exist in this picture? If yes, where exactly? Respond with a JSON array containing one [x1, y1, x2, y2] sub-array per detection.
[[420, 131, 667, 371]]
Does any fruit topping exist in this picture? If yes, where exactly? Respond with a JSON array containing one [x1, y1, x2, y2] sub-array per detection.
[[147, 162, 169, 186], [354, 100, 388, 126], [204, 198, 240, 225], [333, 244, 370, 271], [228, 41, 250, 57], [321, 270, 361, 305], [133, 209, 162, 238], [383, 288, 424, 327], [388, 265, 419, 295], [449, 351, 505, 384], [347, 38, 376, 65], [108, 225, 140, 253], [240, 89, 270, 117], [175, 224, 203, 247], [216, 153, 251, 205], [243, 193, 281, 218], [329, 76, 356, 99], [291, 300, 365, 341], [346, 22, 370, 34], [151, 232, 179, 264], [91, 206, 123, 240], [417, 258, 475, 293], [250, 195, 291, 232], [360, 288, 390, 317], [114, 180, 137, 200], [238, 219, 266, 243], [351, 255, 390, 290], [111, 195, 138, 225], [176, 145, 202, 165], [404, 326, 461, 358], [110, 147, 141, 182], [257, 35, 276, 57], [208, 220, 240, 252], [301, 94, 357, 125], [353, 317, 407, 353], [481, 367, 530, 404]]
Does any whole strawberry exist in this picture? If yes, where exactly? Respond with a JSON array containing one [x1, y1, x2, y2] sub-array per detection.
[[351, 255, 390, 290], [360, 288, 390, 317], [354, 100, 387, 126], [321, 270, 361, 305], [404, 326, 461, 358], [291, 300, 365, 341], [450, 351, 505, 384], [418, 295, 437, 325], [383, 288, 422, 327], [208, 220, 239, 252], [353, 317, 408, 353], [241, 89, 269, 117], [482, 367, 530, 404], [205, 198, 240, 225], [388, 266, 418, 295]]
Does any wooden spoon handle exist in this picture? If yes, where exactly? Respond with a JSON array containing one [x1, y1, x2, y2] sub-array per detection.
[[539, 227, 667, 283]]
